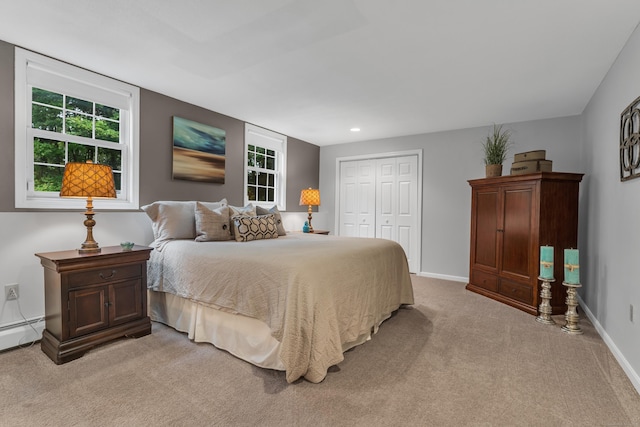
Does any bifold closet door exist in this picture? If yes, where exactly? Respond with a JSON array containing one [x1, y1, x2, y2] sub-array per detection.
[[339, 160, 376, 238], [376, 156, 419, 272]]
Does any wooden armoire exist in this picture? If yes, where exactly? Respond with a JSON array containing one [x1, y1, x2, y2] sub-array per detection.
[[466, 172, 583, 315]]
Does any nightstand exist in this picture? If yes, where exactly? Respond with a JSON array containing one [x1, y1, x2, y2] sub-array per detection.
[[35, 245, 153, 364], [310, 230, 330, 235]]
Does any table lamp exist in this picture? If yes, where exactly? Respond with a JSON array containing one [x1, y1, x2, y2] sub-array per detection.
[[299, 188, 320, 233], [60, 160, 116, 254]]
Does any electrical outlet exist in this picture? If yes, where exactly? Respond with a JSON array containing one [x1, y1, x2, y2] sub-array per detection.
[[5, 283, 19, 300]]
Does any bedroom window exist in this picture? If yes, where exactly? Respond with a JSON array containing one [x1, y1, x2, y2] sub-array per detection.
[[14, 47, 140, 209], [244, 124, 287, 210]]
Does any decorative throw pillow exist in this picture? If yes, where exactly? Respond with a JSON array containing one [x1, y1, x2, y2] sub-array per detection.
[[232, 214, 279, 242], [255, 205, 286, 236], [228, 204, 256, 239], [141, 199, 227, 242], [195, 202, 231, 242]]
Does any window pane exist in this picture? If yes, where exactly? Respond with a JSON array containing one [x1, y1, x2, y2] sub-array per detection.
[[248, 144, 255, 152], [68, 142, 94, 162], [96, 118, 119, 142], [113, 171, 122, 191], [32, 105, 62, 131], [256, 146, 265, 154], [247, 152, 255, 167], [248, 170, 256, 185], [34, 164, 64, 192], [256, 154, 264, 168], [97, 147, 122, 171], [267, 188, 274, 202], [96, 104, 119, 120], [34, 138, 65, 164], [266, 149, 275, 157], [268, 174, 274, 187], [258, 172, 267, 186], [258, 187, 266, 201], [66, 96, 93, 115], [266, 156, 275, 170], [33, 88, 63, 107], [247, 186, 256, 201], [65, 112, 93, 138]]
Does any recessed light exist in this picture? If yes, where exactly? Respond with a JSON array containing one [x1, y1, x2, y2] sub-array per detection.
[[350, 128, 360, 132]]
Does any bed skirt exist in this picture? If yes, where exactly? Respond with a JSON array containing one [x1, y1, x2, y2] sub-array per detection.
[[148, 290, 391, 375]]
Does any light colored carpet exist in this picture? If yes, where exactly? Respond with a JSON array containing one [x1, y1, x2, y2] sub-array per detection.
[[1, 276, 638, 426]]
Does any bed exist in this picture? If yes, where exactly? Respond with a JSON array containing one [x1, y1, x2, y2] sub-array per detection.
[[143, 200, 414, 383]]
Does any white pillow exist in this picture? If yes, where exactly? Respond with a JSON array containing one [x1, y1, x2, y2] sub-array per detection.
[[142, 199, 227, 242]]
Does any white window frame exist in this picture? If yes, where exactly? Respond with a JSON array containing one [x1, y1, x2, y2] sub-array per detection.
[[244, 123, 287, 210], [14, 47, 140, 210]]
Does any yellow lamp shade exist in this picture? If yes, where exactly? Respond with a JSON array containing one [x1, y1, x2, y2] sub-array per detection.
[[299, 188, 320, 206], [60, 160, 116, 199]]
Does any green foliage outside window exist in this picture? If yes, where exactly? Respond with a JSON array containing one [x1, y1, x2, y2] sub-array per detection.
[[31, 88, 122, 192]]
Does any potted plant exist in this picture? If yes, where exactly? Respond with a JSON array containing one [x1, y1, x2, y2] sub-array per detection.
[[482, 124, 513, 177]]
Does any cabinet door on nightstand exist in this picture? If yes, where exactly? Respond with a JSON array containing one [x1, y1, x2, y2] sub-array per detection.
[[109, 279, 143, 326], [68, 286, 109, 338]]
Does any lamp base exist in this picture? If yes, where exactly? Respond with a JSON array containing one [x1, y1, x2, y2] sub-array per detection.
[[78, 245, 101, 254]]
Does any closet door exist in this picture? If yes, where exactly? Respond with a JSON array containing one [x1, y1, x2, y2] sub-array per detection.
[[339, 160, 375, 237], [376, 156, 419, 272]]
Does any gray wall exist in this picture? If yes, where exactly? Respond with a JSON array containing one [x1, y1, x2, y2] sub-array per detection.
[[0, 39, 320, 212], [320, 116, 583, 279], [579, 22, 640, 386]]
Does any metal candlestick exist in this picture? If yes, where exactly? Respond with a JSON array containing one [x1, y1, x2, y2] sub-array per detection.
[[535, 276, 556, 325], [561, 282, 583, 335]]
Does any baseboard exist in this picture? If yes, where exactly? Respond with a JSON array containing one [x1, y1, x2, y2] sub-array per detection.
[[0, 318, 45, 352], [578, 295, 640, 395], [417, 271, 468, 283]]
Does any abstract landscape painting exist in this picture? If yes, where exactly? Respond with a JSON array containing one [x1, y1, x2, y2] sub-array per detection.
[[172, 116, 226, 183]]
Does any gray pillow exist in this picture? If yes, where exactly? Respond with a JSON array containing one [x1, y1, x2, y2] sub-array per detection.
[[255, 205, 286, 236]]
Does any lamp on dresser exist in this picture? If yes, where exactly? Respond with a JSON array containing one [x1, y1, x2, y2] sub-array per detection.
[[299, 188, 321, 233], [60, 160, 116, 254]]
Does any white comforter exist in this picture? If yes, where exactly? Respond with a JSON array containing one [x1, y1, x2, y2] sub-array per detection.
[[147, 233, 414, 383]]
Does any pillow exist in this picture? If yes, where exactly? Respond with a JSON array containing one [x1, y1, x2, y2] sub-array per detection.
[[255, 205, 286, 236], [195, 202, 231, 241], [142, 199, 227, 242], [228, 204, 256, 239], [232, 214, 279, 242]]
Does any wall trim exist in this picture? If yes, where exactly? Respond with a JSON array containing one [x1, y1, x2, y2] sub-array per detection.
[[417, 271, 468, 283], [578, 296, 640, 395], [0, 317, 44, 352]]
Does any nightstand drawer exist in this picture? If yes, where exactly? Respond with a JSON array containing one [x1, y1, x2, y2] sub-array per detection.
[[67, 263, 142, 288]]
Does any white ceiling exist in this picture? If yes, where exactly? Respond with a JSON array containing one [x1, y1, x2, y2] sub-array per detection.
[[2, 1, 640, 146]]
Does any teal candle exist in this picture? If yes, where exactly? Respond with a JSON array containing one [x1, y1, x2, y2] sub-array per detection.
[[564, 249, 580, 284], [539, 246, 554, 279]]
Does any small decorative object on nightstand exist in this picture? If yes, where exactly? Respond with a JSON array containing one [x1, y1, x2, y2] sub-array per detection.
[[35, 245, 153, 364]]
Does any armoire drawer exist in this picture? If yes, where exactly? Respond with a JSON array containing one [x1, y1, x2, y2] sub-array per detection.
[[471, 270, 498, 292], [498, 279, 532, 305]]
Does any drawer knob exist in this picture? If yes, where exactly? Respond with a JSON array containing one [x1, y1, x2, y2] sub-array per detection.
[[99, 270, 117, 280]]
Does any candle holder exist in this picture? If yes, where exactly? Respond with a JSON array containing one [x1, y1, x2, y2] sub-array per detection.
[[561, 281, 583, 335], [535, 276, 555, 325]]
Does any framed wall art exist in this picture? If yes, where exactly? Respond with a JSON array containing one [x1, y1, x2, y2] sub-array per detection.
[[620, 96, 640, 181], [172, 116, 226, 183]]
